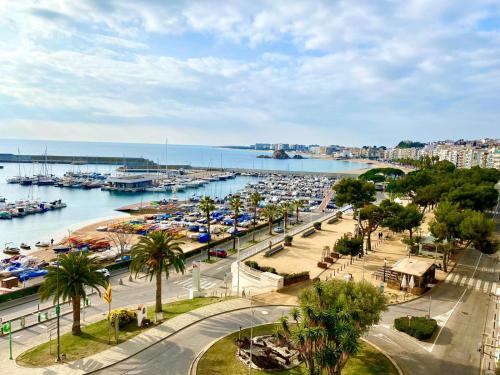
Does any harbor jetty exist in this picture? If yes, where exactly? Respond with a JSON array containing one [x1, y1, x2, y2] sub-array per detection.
[[0, 153, 155, 166]]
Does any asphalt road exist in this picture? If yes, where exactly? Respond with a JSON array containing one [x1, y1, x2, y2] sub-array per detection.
[[367, 248, 498, 375], [91, 248, 498, 375], [91, 306, 291, 375], [0, 211, 326, 355]]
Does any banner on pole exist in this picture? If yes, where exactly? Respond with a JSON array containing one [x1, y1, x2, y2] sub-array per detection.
[[104, 284, 112, 304]]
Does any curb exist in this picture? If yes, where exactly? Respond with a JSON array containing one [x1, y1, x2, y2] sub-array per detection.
[[85, 303, 296, 374], [188, 324, 405, 375], [361, 338, 405, 375]]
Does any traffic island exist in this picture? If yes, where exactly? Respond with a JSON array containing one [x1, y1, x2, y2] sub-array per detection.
[[196, 324, 400, 375]]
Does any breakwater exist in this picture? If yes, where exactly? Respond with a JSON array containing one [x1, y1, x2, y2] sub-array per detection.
[[0, 153, 155, 167]]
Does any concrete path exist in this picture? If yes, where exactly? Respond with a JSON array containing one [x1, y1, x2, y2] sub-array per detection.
[[0, 298, 253, 375]]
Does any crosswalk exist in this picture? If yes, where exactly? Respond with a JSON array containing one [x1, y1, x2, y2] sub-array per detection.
[[172, 276, 221, 290], [444, 272, 497, 294]]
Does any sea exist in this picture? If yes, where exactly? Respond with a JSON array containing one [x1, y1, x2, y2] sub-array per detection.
[[0, 139, 370, 253]]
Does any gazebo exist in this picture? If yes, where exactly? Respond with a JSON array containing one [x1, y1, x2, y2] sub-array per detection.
[[388, 258, 435, 295]]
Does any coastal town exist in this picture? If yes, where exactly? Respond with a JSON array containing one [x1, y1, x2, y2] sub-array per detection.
[[0, 137, 499, 375], [1, 1, 500, 375]]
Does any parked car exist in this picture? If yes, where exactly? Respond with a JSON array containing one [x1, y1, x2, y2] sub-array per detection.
[[274, 226, 284, 233], [96, 268, 110, 279], [208, 249, 228, 258]]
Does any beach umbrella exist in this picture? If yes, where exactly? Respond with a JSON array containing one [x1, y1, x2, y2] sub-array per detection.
[[409, 275, 415, 289], [401, 275, 407, 289]]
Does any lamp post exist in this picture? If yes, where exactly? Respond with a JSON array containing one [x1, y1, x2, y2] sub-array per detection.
[[383, 258, 387, 283], [237, 237, 240, 297], [56, 252, 61, 362], [249, 308, 269, 375]]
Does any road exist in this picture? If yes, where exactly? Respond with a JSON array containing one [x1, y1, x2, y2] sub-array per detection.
[[368, 247, 498, 375], [0, 210, 326, 355], [92, 247, 498, 375], [92, 306, 290, 375]]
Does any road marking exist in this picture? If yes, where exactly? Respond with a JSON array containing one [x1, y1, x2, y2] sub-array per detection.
[[460, 276, 468, 286], [483, 281, 490, 293], [39, 325, 47, 329], [215, 266, 225, 270], [430, 252, 482, 353], [13, 335, 22, 339], [475, 279, 482, 291], [468, 278, 475, 288], [450, 273, 460, 284], [491, 283, 497, 294]]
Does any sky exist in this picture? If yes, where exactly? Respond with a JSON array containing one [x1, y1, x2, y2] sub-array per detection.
[[0, 0, 499, 147]]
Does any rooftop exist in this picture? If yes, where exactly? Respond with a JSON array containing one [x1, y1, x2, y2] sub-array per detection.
[[391, 258, 434, 277]]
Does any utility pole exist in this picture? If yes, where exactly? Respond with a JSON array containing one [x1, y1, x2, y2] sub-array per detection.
[[56, 252, 61, 362]]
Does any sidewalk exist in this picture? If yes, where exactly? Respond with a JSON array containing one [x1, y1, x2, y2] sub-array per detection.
[[0, 298, 252, 374]]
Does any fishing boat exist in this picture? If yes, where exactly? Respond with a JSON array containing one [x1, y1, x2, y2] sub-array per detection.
[[35, 241, 50, 248], [20, 243, 31, 250], [4, 245, 20, 255]]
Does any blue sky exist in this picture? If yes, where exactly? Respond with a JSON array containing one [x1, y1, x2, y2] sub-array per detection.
[[0, 0, 499, 147]]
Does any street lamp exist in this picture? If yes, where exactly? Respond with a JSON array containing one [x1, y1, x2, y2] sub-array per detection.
[[237, 237, 240, 297], [383, 258, 387, 283], [56, 252, 61, 362], [249, 309, 269, 375]]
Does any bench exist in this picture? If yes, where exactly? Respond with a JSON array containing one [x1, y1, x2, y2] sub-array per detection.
[[327, 217, 339, 224], [264, 244, 284, 257], [302, 228, 316, 238]]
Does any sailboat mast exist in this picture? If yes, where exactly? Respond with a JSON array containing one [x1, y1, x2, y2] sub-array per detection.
[[165, 138, 168, 176]]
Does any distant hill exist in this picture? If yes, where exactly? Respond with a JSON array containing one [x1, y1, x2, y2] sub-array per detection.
[[396, 140, 426, 149]]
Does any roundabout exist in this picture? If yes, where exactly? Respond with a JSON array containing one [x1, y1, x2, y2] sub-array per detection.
[[195, 323, 400, 375]]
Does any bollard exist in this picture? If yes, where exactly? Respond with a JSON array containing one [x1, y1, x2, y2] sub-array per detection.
[[38, 313, 41, 323], [128, 274, 133, 282], [119, 278, 123, 286], [45, 312, 49, 320], [21, 317, 25, 328]]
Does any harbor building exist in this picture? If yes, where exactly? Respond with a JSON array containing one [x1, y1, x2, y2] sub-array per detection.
[[106, 175, 154, 192]]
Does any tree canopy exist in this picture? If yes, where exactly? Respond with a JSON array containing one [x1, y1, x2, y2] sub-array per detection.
[[280, 279, 386, 375]]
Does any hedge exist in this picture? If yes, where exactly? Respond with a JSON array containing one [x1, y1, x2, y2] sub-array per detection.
[[394, 316, 437, 340], [0, 284, 40, 303], [281, 271, 310, 286], [244, 260, 277, 275]]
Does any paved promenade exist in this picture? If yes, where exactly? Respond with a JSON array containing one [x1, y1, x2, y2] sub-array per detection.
[[0, 298, 253, 374]]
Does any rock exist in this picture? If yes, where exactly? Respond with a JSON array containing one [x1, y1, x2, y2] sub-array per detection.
[[292, 154, 305, 159], [257, 155, 271, 159], [272, 150, 290, 159]]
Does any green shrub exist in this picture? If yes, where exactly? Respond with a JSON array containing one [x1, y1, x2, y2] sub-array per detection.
[[281, 271, 310, 286], [108, 308, 137, 328], [313, 222, 322, 230], [244, 260, 259, 270], [284, 235, 293, 244], [394, 316, 437, 340], [244, 261, 277, 274]]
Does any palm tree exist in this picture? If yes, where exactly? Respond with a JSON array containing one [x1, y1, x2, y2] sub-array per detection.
[[263, 203, 278, 235], [130, 231, 185, 313], [39, 252, 107, 335], [280, 201, 292, 230], [199, 196, 216, 259], [249, 191, 262, 242], [229, 195, 243, 250], [291, 200, 304, 224]]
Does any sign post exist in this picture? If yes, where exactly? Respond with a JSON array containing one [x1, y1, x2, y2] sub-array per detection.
[[103, 283, 112, 344], [2, 322, 12, 360]]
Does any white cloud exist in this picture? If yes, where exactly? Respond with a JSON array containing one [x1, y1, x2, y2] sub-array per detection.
[[0, 0, 498, 145]]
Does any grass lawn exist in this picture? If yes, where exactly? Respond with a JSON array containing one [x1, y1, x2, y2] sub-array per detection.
[[17, 297, 222, 367], [197, 324, 398, 375]]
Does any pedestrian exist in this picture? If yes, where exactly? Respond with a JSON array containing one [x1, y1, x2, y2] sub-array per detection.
[[50, 238, 54, 246], [269, 241, 272, 251]]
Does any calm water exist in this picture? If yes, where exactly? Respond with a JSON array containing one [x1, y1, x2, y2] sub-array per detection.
[[0, 138, 369, 173], [0, 139, 369, 252], [0, 163, 257, 253]]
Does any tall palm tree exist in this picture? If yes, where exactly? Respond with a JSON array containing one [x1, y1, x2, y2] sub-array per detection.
[[229, 195, 243, 250], [249, 191, 262, 242], [291, 199, 304, 224], [280, 201, 292, 230], [39, 252, 107, 335], [263, 203, 278, 235], [130, 231, 185, 313], [199, 196, 216, 259]]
